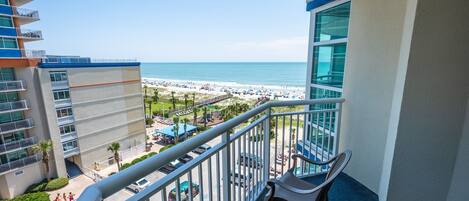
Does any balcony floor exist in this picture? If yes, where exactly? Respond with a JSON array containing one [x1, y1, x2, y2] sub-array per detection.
[[260, 173, 378, 201]]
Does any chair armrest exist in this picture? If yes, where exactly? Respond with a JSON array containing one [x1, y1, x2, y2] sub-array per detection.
[[292, 154, 337, 166], [270, 178, 322, 195]]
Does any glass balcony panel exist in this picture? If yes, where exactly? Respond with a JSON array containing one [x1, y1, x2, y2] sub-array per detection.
[[314, 2, 351, 42]]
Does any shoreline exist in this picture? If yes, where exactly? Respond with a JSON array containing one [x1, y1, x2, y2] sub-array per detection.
[[142, 77, 305, 100]]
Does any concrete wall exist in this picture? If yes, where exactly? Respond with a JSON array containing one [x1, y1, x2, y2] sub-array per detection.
[[0, 163, 44, 199], [340, 0, 412, 194], [447, 99, 469, 201], [384, 0, 469, 200]]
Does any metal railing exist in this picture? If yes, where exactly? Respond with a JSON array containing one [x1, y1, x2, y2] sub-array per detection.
[[0, 154, 41, 175], [22, 49, 46, 58], [79, 98, 344, 201], [12, 7, 39, 19], [0, 119, 34, 135], [40, 57, 137, 64], [0, 80, 25, 92], [18, 29, 43, 40], [0, 136, 36, 153], [0, 100, 29, 114]]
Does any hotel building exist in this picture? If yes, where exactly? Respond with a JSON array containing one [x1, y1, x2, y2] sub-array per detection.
[[0, 0, 145, 199]]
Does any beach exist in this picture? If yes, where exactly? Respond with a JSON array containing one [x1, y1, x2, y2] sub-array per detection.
[[142, 77, 305, 100]]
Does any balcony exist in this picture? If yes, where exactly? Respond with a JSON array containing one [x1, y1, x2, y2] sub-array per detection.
[[0, 136, 36, 153], [0, 119, 34, 135], [78, 98, 376, 201], [0, 100, 29, 114], [61, 131, 78, 143], [12, 7, 39, 25], [21, 49, 46, 58], [0, 80, 25, 92], [13, 0, 34, 7], [57, 116, 75, 126], [63, 146, 79, 158], [0, 154, 41, 175], [18, 29, 43, 42], [54, 98, 72, 108]]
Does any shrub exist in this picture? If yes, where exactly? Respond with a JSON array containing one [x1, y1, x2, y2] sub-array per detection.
[[25, 178, 68, 193], [145, 118, 154, 125], [120, 152, 157, 170], [8, 192, 49, 201], [44, 178, 68, 191], [159, 144, 175, 153]]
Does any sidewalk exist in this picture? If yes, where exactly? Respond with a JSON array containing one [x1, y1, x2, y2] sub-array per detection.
[[47, 175, 94, 199]]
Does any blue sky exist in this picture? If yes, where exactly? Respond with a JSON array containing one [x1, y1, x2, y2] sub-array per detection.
[[24, 0, 310, 62]]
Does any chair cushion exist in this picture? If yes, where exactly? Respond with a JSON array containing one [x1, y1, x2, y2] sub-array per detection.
[[273, 172, 320, 200]]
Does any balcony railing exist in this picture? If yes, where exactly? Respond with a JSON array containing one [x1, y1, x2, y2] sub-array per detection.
[[0, 154, 41, 175], [0, 119, 34, 135], [0, 80, 25, 92], [0, 100, 29, 114], [18, 29, 43, 41], [79, 98, 344, 201], [0, 136, 36, 153], [57, 116, 75, 126], [21, 49, 46, 58], [12, 7, 39, 23], [63, 146, 80, 158]]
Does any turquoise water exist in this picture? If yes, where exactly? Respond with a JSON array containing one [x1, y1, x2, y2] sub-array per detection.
[[141, 62, 307, 87]]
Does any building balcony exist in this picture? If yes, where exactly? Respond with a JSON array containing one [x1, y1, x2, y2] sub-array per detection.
[[0, 100, 29, 114], [18, 29, 43, 42], [0, 80, 25, 93], [0, 154, 41, 175], [63, 146, 79, 158], [54, 98, 72, 108], [60, 131, 78, 143], [11, 7, 39, 25], [0, 136, 36, 154], [57, 116, 74, 126], [13, 0, 34, 7], [78, 98, 376, 201], [0, 119, 33, 135]]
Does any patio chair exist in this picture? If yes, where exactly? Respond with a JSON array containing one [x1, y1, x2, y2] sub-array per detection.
[[265, 150, 352, 201]]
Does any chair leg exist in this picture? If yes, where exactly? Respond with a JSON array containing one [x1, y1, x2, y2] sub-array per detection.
[[265, 180, 276, 201]]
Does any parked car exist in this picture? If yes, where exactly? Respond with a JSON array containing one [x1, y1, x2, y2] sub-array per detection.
[[171, 159, 184, 168], [168, 181, 200, 201], [237, 153, 263, 169], [224, 169, 253, 187], [128, 178, 150, 193], [159, 160, 184, 174], [178, 154, 194, 163], [192, 144, 211, 154]]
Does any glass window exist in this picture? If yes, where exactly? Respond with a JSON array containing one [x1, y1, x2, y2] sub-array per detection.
[[2, 38, 17, 49], [62, 140, 77, 151], [0, 0, 8, 5], [0, 16, 13, 27], [311, 43, 346, 88], [56, 107, 73, 118], [0, 68, 15, 81], [49, 71, 68, 82], [314, 2, 351, 42], [53, 90, 70, 101], [59, 124, 76, 135], [0, 92, 19, 103], [0, 111, 23, 124]]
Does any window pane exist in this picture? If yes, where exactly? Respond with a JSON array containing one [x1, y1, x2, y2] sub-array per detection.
[[0, 0, 8, 5], [311, 43, 346, 88], [3, 38, 17, 48], [0, 16, 13, 27], [314, 2, 351, 42]]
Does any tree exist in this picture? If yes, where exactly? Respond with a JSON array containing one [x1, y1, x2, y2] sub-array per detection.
[[192, 107, 199, 125], [170, 91, 176, 110], [172, 116, 180, 143], [184, 94, 189, 109], [183, 118, 190, 137], [107, 142, 121, 171], [152, 89, 159, 116], [147, 99, 153, 119], [192, 93, 196, 108], [32, 140, 53, 181], [202, 106, 208, 127]]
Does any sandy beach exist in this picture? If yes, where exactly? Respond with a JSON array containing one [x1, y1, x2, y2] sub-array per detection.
[[142, 77, 305, 100]]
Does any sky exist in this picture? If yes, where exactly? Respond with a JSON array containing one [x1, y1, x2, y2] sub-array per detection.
[[24, 0, 310, 62]]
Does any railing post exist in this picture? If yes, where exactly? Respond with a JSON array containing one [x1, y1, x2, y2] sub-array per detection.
[[333, 102, 343, 156], [221, 132, 231, 201], [263, 108, 271, 183]]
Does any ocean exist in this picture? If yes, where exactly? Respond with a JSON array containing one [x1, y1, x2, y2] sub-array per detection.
[[141, 62, 307, 87]]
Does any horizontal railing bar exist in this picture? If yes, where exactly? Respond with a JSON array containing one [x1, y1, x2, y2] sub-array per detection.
[[129, 142, 226, 201], [78, 98, 345, 201], [271, 108, 340, 117], [230, 114, 268, 142]]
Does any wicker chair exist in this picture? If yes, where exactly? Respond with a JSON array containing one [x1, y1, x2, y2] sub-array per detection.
[[265, 150, 352, 201]]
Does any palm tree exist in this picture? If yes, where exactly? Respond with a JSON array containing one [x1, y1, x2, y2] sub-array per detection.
[[192, 93, 196, 108], [170, 91, 176, 110], [32, 140, 53, 181], [192, 107, 199, 125], [152, 89, 159, 116], [202, 106, 208, 127], [184, 94, 189, 109], [107, 142, 121, 171], [183, 118, 190, 137], [147, 99, 153, 119], [172, 116, 180, 143], [291, 128, 297, 152]]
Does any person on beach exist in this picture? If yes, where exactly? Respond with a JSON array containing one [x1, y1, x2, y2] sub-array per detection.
[[63, 193, 67, 201], [54, 193, 61, 201]]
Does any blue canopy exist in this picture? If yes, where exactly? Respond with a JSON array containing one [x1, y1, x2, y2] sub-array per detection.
[[155, 123, 197, 137]]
